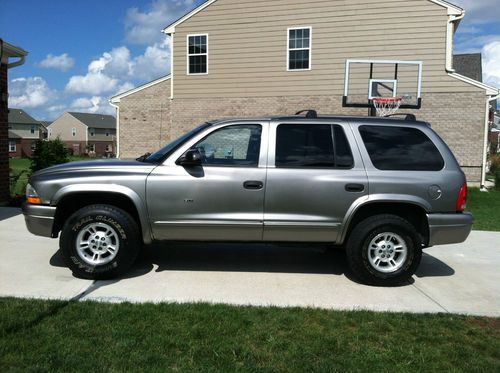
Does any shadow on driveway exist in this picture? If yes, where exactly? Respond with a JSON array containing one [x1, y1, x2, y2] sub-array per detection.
[[0, 207, 21, 221], [50, 243, 455, 288]]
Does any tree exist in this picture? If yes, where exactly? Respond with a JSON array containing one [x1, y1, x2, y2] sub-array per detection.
[[30, 138, 70, 173]]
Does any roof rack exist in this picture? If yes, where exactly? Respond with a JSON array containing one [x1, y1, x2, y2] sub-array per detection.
[[385, 113, 417, 121], [295, 110, 318, 118]]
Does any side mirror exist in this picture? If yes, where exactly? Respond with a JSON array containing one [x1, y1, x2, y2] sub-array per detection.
[[176, 148, 202, 166]]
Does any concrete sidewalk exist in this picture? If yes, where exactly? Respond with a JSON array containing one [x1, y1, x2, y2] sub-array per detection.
[[1, 207, 499, 316]]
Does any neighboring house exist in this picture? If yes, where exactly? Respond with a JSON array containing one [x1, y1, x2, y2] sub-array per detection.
[[48, 112, 116, 157], [1, 39, 28, 204], [8, 108, 43, 158], [110, 0, 500, 184], [39, 121, 51, 139]]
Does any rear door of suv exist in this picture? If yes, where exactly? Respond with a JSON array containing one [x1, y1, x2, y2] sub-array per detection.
[[263, 120, 368, 242]]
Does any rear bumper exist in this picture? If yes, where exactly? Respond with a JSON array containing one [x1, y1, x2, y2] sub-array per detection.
[[427, 213, 474, 246], [22, 203, 56, 238]]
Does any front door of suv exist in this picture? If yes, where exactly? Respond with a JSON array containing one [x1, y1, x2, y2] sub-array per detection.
[[263, 122, 368, 243], [146, 122, 268, 241]]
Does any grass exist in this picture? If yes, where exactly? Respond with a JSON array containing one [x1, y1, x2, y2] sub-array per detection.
[[0, 298, 498, 372], [467, 188, 500, 231]]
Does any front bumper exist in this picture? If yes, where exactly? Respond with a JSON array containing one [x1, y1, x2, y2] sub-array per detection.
[[22, 203, 56, 238], [427, 212, 474, 246]]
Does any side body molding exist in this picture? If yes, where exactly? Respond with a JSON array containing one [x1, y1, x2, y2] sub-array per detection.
[[51, 184, 153, 244], [338, 194, 431, 245]]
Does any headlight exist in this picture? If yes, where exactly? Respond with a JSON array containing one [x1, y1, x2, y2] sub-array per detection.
[[26, 184, 41, 204]]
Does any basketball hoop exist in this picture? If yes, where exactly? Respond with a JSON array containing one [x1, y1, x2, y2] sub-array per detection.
[[372, 97, 402, 117]]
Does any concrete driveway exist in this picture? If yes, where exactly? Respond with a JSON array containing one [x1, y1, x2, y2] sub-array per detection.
[[1, 207, 499, 316]]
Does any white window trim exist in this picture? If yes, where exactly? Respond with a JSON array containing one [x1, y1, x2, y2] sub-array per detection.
[[287, 26, 312, 72], [105, 131, 110, 137], [90, 128, 95, 137], [30, 125, 36, 134], [187, 33, 209, 75], [9, 141, 16, 152], [72, 128, 76, 137]]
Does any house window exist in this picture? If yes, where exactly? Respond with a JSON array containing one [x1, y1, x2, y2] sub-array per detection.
[[72, 128, 76, 137], [106, 144, 112, 152], [89, 143, 96, 152], [90, 128, 95, 137], [30, 125, 36, 134], [287, 27, 311, 71], [105, 131, 110, 137], [31, 142, 37, 152], [187, 34, 208, 75], [48, 128, 52, 138], [9, 141, 16, 153]]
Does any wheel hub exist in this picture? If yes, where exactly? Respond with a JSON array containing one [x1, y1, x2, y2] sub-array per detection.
[[367, 232, 408, 274], [76, 222, 120, 266]]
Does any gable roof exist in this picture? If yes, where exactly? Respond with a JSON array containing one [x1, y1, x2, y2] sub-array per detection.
[[453, 54, 483, 82], [67, 112, 116, 129], [8, 108, 39, 125], [110, 75, 171, 103], [162, 0, 463, 34]]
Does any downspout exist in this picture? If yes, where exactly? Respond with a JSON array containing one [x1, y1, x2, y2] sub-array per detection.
[[445, 12, 465, 73], [481, 93, 500, 191], [109, 101, 120, 158]]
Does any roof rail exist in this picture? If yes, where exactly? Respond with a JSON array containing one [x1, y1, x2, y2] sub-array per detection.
[[295, 110, 318, 118], [385, 113, 417, 121]]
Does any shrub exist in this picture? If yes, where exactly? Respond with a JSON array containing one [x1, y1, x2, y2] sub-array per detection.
[[490, 155, 500, 175], [30, 138, 70, 173]]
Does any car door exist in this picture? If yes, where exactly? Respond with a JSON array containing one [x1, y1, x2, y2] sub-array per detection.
[[146, 122, 268, 241], [263, 121, 368, 243]]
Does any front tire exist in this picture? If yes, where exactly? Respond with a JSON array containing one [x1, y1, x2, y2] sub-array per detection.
[[346, 214, 422, 286], [60, 204, 141, 279]]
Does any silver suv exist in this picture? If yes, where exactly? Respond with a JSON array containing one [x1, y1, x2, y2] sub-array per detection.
[[22, 114, 473, 285]]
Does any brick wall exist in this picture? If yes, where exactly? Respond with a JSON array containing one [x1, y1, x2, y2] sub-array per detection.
[[118, 79, 171, 159], [0, 63, 9, 204], [119, 86, 486, 182]]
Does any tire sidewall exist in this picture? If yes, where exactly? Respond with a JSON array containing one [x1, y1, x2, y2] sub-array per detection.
[[61, 206, 138, 278]]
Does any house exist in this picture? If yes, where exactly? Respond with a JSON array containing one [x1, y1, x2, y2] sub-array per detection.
[[8, 108, 44, 158], [48, 112, 116, 157], [110, 0, 500, 186], [1, 40, 28, 203]]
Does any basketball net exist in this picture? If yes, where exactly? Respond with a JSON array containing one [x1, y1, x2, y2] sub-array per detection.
[[372, 97, 402, 117]]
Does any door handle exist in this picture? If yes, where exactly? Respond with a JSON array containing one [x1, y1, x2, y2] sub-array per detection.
[[243, 180, 264, 190], [345, 183, 365, 192]]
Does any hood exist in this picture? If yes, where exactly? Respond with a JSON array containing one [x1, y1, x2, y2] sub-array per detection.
[[32, 159, 157, 177]]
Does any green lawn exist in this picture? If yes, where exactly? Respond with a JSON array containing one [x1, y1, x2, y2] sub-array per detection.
[[467, 188, 500, 231], [0, 298, 498, 372]]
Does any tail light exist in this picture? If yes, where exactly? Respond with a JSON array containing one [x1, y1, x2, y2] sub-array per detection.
[[456, 182, 467, 212]]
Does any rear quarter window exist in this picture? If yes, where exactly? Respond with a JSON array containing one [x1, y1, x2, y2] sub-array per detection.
[[359, 125, 444, 171]]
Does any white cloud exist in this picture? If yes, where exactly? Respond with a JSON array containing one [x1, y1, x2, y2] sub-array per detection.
[[133, 39, 171, 80], [9, 77, 56, 108], [483, 41, 500, 89], [125, 0, 196, 45], [70, 96, 115, 115], [453, 0, 500, 25], [38, 53, 75, 72]]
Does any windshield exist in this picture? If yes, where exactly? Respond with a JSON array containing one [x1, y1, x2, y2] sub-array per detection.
[[144, 123, 212, 163]]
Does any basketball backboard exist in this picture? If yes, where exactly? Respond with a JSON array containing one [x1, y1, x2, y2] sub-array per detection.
[[343, 59, 423, 110]]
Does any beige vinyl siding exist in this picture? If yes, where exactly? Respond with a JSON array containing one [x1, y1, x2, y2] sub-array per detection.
[[48, 113, 87, 142], [173, 0, 483, 98], [9, 123, 40, 139], [89, 128, 116, 141]]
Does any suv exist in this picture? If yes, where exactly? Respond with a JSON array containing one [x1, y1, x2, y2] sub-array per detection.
[[22, 114, 473, 285]]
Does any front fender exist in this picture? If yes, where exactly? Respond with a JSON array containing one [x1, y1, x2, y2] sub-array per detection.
[[52, 184, 153, 244]]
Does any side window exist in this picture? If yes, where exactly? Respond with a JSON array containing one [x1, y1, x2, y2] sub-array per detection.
[[276, 124, 354, 169], [193, 124, 262, 167], [276, 124, 334, 168], [359, 125, 445, 171], [187, 34, 208, 74]]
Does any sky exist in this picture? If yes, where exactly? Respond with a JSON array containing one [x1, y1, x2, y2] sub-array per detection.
[[0, 0, 499, 121]]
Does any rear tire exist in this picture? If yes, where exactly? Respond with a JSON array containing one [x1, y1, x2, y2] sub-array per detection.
[[60, 204, 141, 279], [345, 214, 422, 286]]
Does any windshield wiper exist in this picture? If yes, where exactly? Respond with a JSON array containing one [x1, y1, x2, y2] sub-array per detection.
[[136, 152, 151, 162]]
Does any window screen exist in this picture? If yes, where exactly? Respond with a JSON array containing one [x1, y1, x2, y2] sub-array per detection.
[[194, 124, 261, 167], [359, 125, 444, 171], [188, 35, 207, 74]]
